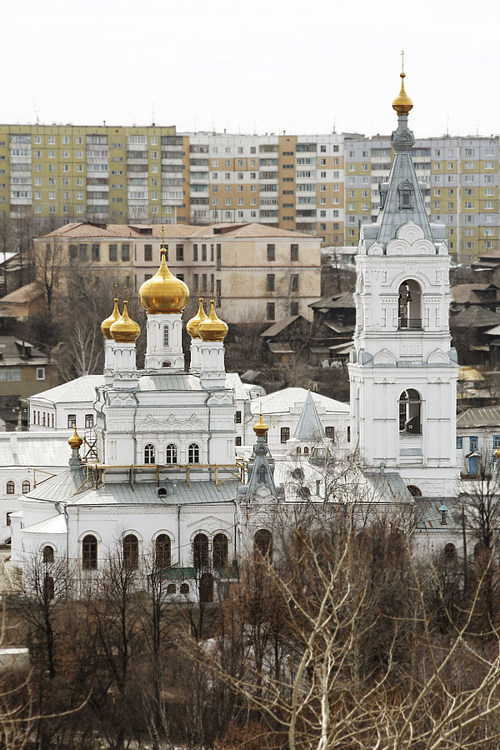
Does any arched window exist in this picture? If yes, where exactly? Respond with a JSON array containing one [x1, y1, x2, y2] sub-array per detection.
[[398, 182, 413, 209], [254, 529, 272, 561], [155, 534, 171, 569], [188, 443, 200, 463], [213, 533, 228, 568], [303, 446, 309, 455], [166, 444, 177, 464], [6, 481, 14, 495], [42, 545, 54, 564], [163, 324, 169, 347], [193, 533, 209, 569], [144, 443, 155, 464], [444, 543, 457, 562], [399, 389, 422, 434], [158, 487, 167, 497], [398, 279, 422, 329], [22, 481, 30, 494], [200, 572, 214, 603], [123, 534, 139, 570], [407, 485, 422, 497], [258, 466, 266, 483], [167, 583, 176, 594], [44, 575, 54, 601], [180, 583, 189, 594], [82, 535, 98, 570]]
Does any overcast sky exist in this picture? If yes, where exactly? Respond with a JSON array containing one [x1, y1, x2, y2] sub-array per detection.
[[3, 0, 498, 139]]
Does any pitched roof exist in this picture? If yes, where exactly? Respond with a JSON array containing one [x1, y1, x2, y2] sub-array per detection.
[[261, 316, 309, 338], [250, 387, 349, 416], [451, 284, 497, 305], [42, 221, 314, 241], [451, 306, 500, 328], [309, 292, 355, 310], [457, 406, 500, 429], [30, 375, 104, 405], [0, 282, 43, 304]]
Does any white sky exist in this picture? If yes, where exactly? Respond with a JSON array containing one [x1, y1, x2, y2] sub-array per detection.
[[2, 0, 499, 139]]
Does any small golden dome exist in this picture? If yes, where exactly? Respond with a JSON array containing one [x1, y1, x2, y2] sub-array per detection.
[[187, 297, 208, 339], [198, 300, 228, 342], [68, 426, 83, 451], [110, 301, 141, 343], [138, 248, 189, 314], [101, 296, 120, 339], [253, 413, 269, 437], [392, 72, 413, 115]]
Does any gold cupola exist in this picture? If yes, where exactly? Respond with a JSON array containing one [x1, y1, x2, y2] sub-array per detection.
[[100, 292, 121, 339], [110, 300, 141, 343], [392, 70, 413, 116], [253, 412, 269, 437], [187, 296, 208, 339], [138, 247, 189, 314], [68, 426, 83, 451], [198, 299, 228, 342]]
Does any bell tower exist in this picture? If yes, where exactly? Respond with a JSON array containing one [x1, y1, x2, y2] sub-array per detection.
[[348, 64, 459, 498]]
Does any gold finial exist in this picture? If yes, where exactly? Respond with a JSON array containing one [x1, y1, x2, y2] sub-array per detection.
[[68, 426, 83, 451], [101, 282, 121, 339], [161, 224, 165, 247], [187, 295, 208, 339], [198, 299, 228, 342], [253, 412, 269, 437], [392, 52, 413, 116]]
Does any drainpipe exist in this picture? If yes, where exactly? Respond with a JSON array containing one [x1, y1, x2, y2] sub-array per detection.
[[177, 504, 181, 567]]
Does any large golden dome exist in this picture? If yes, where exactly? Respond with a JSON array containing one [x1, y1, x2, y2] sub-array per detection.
[[101, 296, 120, 339], [138, 248, 189, 314], [198, 300, 228, 342], [110, 301, 141, 343], [187, 297, 208, 339], [392, 72, 413, 115]]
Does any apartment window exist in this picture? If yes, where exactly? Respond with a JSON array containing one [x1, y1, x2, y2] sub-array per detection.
[[176, 244, 184, 261], [267, 244, 275, 261], [456, 436, 463, 449], [85, 414, 94, 428], [280, 427, 290, 443], [67, 414, 77, 428], [36, 367, 45, 380], [291, 274, 299, 292], [266, 274, 275, 292], [267, 302, 275, 321], [469, 436, 478, 451], [291, 243, 298, 261], [121, 244, 130, 261], [290, 301, 299, 316], [108, 244, 117, 262]]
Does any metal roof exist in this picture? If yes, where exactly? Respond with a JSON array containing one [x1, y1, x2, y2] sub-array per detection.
[[456, 406, 500, 429]]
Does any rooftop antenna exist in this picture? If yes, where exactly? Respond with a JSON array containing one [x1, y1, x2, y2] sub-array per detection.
[[32, 101, 40, 124], [151, 102, 156, 127]]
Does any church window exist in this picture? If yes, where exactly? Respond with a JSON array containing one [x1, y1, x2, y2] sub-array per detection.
[[42, 545, 54, 564], [254, 529, 272, 561], [6, 481, 14, 495], [325, 426, 335, 440], [235, 436, 242, 446], [280, 427, 290, 443], [200, 572, 214, 603], [398, 182, 413, 209], [234, 411, 242, 424], [85, 414, 94, 428], [444, 543, 457, 561], [123, 534, 139, 570], [144, 444, 155, 464], [163, 325, 169, 347], [167, 584, 176, 594], [166, 444, 177, 464], [303, 446, 309, 455], [213, 533, 228, 568], [398, 280, 422, 329], [193, 533, 209, 569], [155, 534, 171, 568], [22, 481, 30, 494], [399, 390, 422, 435], [67, 414, 76, 428], [188, 443, 200, 463], [82, 535, 98, 570], [258, 466, 266, 483], [180, 582, 189, 594]]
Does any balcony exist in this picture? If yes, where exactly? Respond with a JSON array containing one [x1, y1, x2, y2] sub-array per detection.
[[398, 318, 422, 330]]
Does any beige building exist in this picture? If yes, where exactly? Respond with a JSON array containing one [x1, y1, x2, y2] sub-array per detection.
[[36, 222, 321, 323]]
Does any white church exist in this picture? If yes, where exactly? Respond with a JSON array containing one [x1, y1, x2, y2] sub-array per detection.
[[8, 71, 462, 594]]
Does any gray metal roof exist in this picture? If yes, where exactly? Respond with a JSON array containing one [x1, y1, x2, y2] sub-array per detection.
[[69, 479, 240, 507], [30, 375, 104, 405], [293, 390, 324, 441], [456, 406, 500, 429], [0, 432, 70, 467]]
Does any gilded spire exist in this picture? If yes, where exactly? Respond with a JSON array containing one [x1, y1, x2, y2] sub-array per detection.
[[187, 294, 208, 339], [68, 426, 83, 451], [253, 412, 269, 437], [138, 230, 189, 314], [392, 51, 413, 116], [198, 299, 228, 342], [101, 282, 121, 339], [110, 290, 141, 343]]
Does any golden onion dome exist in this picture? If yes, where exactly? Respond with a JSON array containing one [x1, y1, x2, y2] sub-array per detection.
[[110, 301, 141, 343], [138, 248, 189, 314], [253, 413, 269, 437], [392, 72, 413, 115], [68, 426, 83, 451], [198, 300, 228, 342], [101, 296, 121, 339], [187, 297, 208, 339]]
